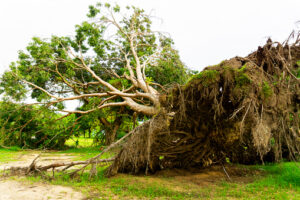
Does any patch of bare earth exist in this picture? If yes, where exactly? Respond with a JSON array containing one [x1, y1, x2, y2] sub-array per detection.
[[0, 180, 85, 200], [112, 165, 261, 196], [125, 165, 262, 194], [0, 153, 86, 200], [154, 165, 260, 186]]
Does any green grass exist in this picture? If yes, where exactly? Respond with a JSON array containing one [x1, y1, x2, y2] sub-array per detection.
[[19, 162, 300, 199], [65, 136, 95, 148], [214, 162, 300, 200], [58, 147, 113, 161], [24, 168, 204, 199], [1, 148, 300, 199], [252, 162, 300, 188], [61, 137, 110, 160], [0, 146, 23, 163]]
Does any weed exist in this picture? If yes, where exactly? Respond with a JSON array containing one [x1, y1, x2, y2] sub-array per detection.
[[237, 64, 247, 72], [261, 81, 273, 99], [235, 73, 251, 86], [188, 70, 220, 87], [235, 65, 252, 87]]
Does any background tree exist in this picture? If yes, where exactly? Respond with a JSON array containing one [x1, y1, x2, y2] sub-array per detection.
[[0, 100, 75, 149]]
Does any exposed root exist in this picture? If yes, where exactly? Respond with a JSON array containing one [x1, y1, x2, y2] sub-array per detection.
[[106, 113, 170, 176], [106, 34, 300, 176]]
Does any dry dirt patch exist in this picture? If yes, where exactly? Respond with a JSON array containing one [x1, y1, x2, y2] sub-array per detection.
[[0, 180, 85, 200], [0, 153, 86, 200], [153, 165, 259, 186]]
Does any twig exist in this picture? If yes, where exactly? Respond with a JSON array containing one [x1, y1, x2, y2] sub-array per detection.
[[240, 101, 251, 131], [26, 154, 41, 175], [229, 106, 245, 120], [222, 164, 232, 182]]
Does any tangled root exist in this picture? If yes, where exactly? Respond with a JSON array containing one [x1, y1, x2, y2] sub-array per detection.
[[106, 35, 300, 177]]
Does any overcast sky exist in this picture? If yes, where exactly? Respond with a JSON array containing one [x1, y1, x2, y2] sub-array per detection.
[[1, 0, 300, 76]]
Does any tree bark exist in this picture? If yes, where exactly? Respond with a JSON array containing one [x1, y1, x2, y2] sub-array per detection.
[[104, 117, 122, 145]]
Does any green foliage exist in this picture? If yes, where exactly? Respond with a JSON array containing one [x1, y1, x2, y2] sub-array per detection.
[[87, 5, 100, 18], [0, 2, 189, 103], [0, 101, 75, 149], [296, 69, 300, 78], [0, 2, 192, 146], [295, 60, 300, 78], [146, 39, 193, 86]]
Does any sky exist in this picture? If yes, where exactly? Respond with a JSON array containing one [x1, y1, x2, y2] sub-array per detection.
[[1, 0, 300, 75]]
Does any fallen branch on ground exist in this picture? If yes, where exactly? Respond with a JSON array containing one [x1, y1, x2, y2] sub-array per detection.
[[5, 158, 115, 176], [5, 127, 133, 177]]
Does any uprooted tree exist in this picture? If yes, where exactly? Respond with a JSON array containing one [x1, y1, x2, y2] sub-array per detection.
[[1, 3, 299, 178], [5, 35, 299, 178], [105, 36, 299, 177], [0, 3, 191, 147]]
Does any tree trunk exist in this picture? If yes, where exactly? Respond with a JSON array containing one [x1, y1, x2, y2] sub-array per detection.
[[133, 112, 137, 129], [104, 117, 122, 145]]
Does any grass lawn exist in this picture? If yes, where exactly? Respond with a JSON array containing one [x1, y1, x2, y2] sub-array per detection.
[[1, 147, 300, 199], [21, 162, 300, 199], [54, 147, 114, 161], [0, 146, 26, 163], [65, 136, 95, 148]]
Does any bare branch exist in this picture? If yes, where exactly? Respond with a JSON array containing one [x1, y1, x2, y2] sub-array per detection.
[[61, 101, 128, 114]]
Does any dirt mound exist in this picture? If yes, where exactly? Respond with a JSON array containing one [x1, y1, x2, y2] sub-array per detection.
[[106, 36, 299, 176]]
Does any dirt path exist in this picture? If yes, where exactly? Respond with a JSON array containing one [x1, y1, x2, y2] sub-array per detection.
[[0, 153, 87, 200], [0, 180, 86, 200]]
